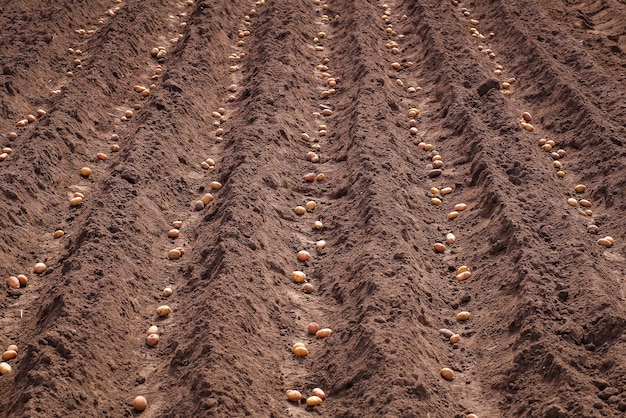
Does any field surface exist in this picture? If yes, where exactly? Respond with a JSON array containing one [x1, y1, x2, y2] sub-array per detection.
[[1, 0, 626, 417]]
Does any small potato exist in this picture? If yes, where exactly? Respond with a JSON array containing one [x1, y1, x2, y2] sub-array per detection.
[[2, 350, 17, 360], [292, 345, 309, 357], [146, 334, 160, 347], [305, 201, 317, 211], [522, 112, 532, 122], [17, 274, 28, 286], [147, 325, 159, 335], [316, 328, 332, 339], [286, 390, 302, 402], [168, 229, 180, 239], [440, 368, 454, 381], [440, 187, 453, 195], [297, 250, 311, 262], [579, 199, 591, 208], [292, 271, 306, 283], [80, 167, 92, 177], [303, 173, 316, 182], [306, 396, 323, 406], [433, 243, 446, 253], [294, 206, 306, 215], [34, 262, 47, 274], [132, 396, 147, 412], [192, 200, 205, 211], [447, 211, 459, 220], [301, 283, 314, 293], [574, 184, 587, 193], [440, 328, 454, 338], [567, 198, 577, 207], [457, 311, 471, 321], [314, 220, 323, 230], [456, 271, 472, 282], [201, 193, 214, 205], [308, 322, 320, 334], [449, 334, 461, 344], [210, 181, 222, 190], [156, 305, 171, 317], [454, 203, 467, 211], [167, 249, 182, 260], [6, 276, 20, 289], [311, 388, 326, 400], [163, 287, 173, 297], [431, 198, 442, 206], [446, 233, 456, 245], [0, 362, 12, 375]]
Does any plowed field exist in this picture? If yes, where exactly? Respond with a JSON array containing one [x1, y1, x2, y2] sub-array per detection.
[[1, 0, 626, 417]]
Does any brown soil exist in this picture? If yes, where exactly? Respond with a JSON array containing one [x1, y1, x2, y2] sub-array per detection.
[[1, 0, 626, 417]]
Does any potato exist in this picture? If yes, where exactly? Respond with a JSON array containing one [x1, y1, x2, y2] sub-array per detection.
[[457, 311, 471, 321], [33, 262, 47, 274], [146, 334, 159, 347], [597, 238, 613, 248], [167, 249, 182, 259], [567, 198, 577, 207], [433, 243, 446, 253], [449, 334, 461, 344], [286, 390, 302, 402], [201, 193, 213, 205], [311, 388, 326, 399], [447, 211, 459, 220], [6, 276, 20, 289], [439, 328, 454, 338], [440, 368, 454, 381], [80, 167, 92, 177], [454, 203, 468, 211], [192, 200, 205, 211], [292, 271, 306, 283], [294, 206, 306, 215], [2, 350, 17, 360], [308, 322, 320, 334], [133, 396, 147, 411], [292, 345, 309, 357], [306, 396, 323, 406], [456, 271, 472, 282], [0, 362, 12, 375], [156, 305, 171, 317], [574, 184, 587, 193], [316, 328, 332, 339], [17, 274, 28, 286]]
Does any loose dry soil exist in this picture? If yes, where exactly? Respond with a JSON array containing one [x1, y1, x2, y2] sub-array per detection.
[[1, 0, 626, 417]]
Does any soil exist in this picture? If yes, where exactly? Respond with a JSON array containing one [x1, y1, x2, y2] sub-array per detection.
[[1, 0, 626, 417]]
